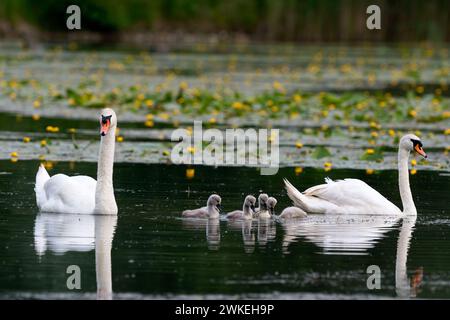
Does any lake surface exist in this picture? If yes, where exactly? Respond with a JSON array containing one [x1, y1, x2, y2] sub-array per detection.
[[0, 160, 449, 299]]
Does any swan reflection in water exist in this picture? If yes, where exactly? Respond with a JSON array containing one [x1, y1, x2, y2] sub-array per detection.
[[280, 215, 401, 255], [181, 218, 221, 251], [280, 214, 422, 298], [227, 219, 276, 253], [34, 213, 117, 300]]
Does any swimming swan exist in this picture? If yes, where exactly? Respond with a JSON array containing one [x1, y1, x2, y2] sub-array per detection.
[[284, 134, 427, 215], [226, 195, 256, 220], [35, 108, 118, 215], [182, 194, 222, 219], [258, 197, 277, 219]]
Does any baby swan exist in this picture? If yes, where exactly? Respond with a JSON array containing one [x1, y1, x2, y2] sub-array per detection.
[[226, 195, 256, 220], [182, 194, 222, 219], [278, 206, 307, 219], [259, 197, 277, 219], [254, 193, 269, 213]]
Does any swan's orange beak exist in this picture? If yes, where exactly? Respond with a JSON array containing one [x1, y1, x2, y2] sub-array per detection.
[[414, 144, 427, 158], [100, 116, 111, 136]]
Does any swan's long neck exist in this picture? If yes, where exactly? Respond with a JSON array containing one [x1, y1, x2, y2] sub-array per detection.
[[207, 204, 219, 218], [243, 204, 253, 218], [395, 217, 416, 298], [95, 215, 117, 300], [398, 148, 416, 215], [95, 128, 117, 214]]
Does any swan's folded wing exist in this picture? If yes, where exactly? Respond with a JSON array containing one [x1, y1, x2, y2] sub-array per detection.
[[305, 178, 401, 214]]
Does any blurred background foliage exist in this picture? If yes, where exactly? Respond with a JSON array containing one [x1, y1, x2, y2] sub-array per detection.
[[0, 0, 449, 42]]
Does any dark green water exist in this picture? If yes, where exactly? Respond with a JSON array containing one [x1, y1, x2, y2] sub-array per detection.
[[0, 160, 449, 299]]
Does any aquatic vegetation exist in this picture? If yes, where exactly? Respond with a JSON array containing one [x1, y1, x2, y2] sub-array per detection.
[[0, 43, 449, 172]]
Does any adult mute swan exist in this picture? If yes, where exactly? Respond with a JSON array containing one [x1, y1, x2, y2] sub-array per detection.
[[284, 134, 427, 215], [35, 108, 118, 215]]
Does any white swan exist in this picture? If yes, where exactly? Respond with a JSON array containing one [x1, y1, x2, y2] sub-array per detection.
[[278, 206, 307, 219], [284, 134, 427, 215], [182, 194, 222, 219], [226, 195, 256, 220], [35, 108, 118, 215]]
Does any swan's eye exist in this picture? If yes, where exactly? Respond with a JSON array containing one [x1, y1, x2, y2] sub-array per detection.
[[100, 115, 112, 136]]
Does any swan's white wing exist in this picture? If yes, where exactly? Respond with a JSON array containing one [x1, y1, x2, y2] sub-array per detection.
[[41, 174, 97, 214], [304, 178, 402, 215]]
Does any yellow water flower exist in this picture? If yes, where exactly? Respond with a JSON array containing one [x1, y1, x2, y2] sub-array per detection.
[[145, 120, 154, 127], [10, 157, 18, 163], [116, 136, 124, 142], [416, 86, 424, 94], [33, 100, 41, 108], [145, 99, 154, 108], [442, 111, 450, 119], [146, 114, 154, 120], [179, 82, 188, 90], [366, 148, 375, 155], [293, 94, 302, 103], [43, 161, 54, 170], [232, 101, 244, 110], [68, 128, 77, 134], [410, 169, 417, 175], [371, 131, 379, 138], [23, 137, 31, 143], [46, 126, 60, 133], [445, 128, 450, 135], [10, 151, 18, 158], [411, 159, 417, 166], [38, 155, 46, 161], [208, 117, 217, 124], [187, 146, 195, 154], [273, 81, 284, 92], [32, 114, 40, 121], [159, 113, 170, 120], [162, 150, 170, 156], [295, 141, 303, 149], [40, 139, 47, 147], [68, 98, 76, 106], [366, 169, 374, 175], [186, 168, 195, 179], [369, 121, 380, 129], [294, 167, 303, 175], [409, 110, 417, 118], [388, 129, 395, 137]]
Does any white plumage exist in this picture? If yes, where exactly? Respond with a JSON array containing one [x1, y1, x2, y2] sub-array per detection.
[[284, 134, 427, 216]]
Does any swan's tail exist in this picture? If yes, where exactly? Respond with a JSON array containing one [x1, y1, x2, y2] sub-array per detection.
[[35, 164, 50, 209], [283, 178, 310, 212]]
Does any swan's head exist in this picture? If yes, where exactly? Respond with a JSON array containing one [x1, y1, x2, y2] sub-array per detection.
[[400, 134, 427, 158], [99, 108, 117, 137], [244, 195, 257, 212], [258, 193, 269, 210], [267, 197, 277, 215], [207, 194, 222, 213]]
